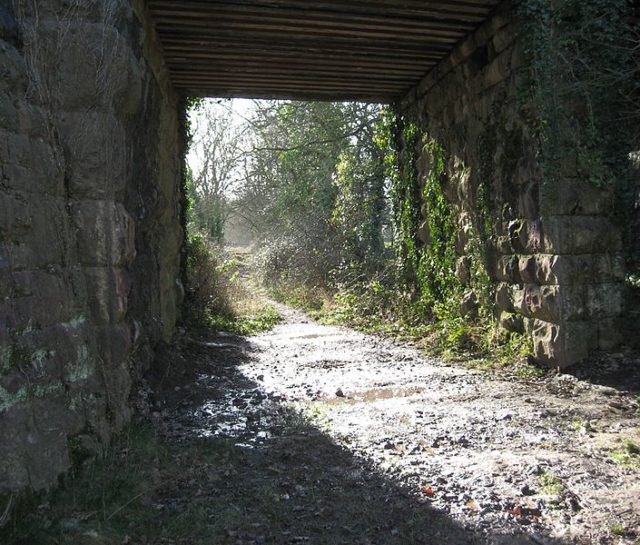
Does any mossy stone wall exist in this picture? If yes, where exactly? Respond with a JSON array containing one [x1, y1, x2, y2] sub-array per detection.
[[400, 0, 633, 367]]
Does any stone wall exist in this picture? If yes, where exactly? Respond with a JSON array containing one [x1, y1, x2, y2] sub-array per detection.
[[0, 0, 182, 497], [399, 0, 628, 367], [628, 153, 640, 341]]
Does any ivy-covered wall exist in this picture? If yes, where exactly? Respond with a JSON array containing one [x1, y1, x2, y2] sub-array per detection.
[[399, 0, 636, 367]]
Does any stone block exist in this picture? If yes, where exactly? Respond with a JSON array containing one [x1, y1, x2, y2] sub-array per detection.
[[495, 282, 514, 312], [0, 91, 18, 131], [532, 319, 597, 368], [496, 255, 519, 283], [533, 254, 625, 286], [57, 111, 127, 200], [495, 235, 512, 255], [2, 197, 69, 270], [541, 216, 622, 254], [481, 50, 511, 90], [0, 129, 61, 195], [95, 324, 133, 430], [492, 23, 517, 54], [460, 290, 479, 318], [517, 181, 539, 219], [597, 318, 624, 350], [514, 284, 563, 322], [0, 396, 83, 492], [35, 21, 138, 112], [455, 256, 472, 284], [506, 219, 543, 253], [6, 275, 79, 332], [6, 319, 96, 390], [0, 193, 32, 236], [84, 267, 130, 325], [0, 40, 27, 94], [72, 200, 136, 267], [586, 284, 623, 319], [499, 311, 525, 334], [540, 179, 614, 216], [0, 6, 19, 45], [518, 255, 538, 283]]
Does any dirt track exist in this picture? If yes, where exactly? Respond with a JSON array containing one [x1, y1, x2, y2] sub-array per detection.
[[153, 304, 640, 545]]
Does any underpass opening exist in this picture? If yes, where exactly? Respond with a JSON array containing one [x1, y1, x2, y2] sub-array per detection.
[[1, 0, 637, 519], [172, 0, 637, 369]]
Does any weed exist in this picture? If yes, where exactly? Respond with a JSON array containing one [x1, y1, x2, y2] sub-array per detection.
[[184, 235, 281, 335], [610, 522, 626, 536], [210, 304, 281, 335], [610, 439, 640, 470], [538, 471, 564, 497], [570, 418, 583, 431]]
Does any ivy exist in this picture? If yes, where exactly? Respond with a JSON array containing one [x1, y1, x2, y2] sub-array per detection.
[[517, 0, 635, 189], [415, 140, 459, 310], [378, 108, 459, 314], [179, 96, 204, 291]]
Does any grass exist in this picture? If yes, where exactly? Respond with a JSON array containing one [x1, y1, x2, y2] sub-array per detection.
[[185, 235, 282, 336], [538, 471, 564, 497], [2, 423, 291, 545], [210, 302, 281, 335], [610, 522, 626, 536], [3, 423, 164, 544], [610, 439, 640, 470]]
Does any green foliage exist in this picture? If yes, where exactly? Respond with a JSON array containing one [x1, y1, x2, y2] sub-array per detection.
[[517, 0, 635, 188], [184, 231, 280, 335], [258, 104, 535, 372], [331, 142, 386, 275], [415, 140, 459, 311], [247, 101, 388, 293], [610, 523, 626, 536], [610, 439, 640, 470], [377, 112, 461, 313], [538, 470, 564, 497], [267, 282, 329, 313], [209, 304, 281, 336], [183, 230, 233, 328], [384, 113, 422, 288]]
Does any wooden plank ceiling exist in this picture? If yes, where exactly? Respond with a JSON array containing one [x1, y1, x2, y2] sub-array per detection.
[[146, 0, 501, 102]]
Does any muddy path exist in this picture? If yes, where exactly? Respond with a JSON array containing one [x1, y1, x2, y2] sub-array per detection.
[[151, 304, 640, 545]]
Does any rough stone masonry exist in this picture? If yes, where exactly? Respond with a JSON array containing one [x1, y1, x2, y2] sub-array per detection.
[[399, 0, 634, 368], [0, 0, 182, 497]]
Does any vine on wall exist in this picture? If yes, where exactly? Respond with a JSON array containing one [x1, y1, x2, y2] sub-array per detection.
[[380, 110, 460, 316], [517, 0, 635, 189]]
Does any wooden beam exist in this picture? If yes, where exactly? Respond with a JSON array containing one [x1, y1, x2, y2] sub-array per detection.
[[145, 0, 501, 100]]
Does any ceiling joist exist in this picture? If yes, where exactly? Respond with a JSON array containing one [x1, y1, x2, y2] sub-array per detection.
[[146, 0, 501, 101]]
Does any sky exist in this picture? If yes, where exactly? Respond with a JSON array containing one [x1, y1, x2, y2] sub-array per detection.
[[186, 98, 257, 179]]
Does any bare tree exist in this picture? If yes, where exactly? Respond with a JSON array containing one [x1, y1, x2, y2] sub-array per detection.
[[189, 102, 246, 242]]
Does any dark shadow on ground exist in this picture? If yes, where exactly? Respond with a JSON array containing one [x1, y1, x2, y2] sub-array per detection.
[[567, 348, 640, 394], [138, 333, 578, 545]]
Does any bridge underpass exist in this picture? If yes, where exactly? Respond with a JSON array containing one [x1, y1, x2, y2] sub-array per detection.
[[143, 0, 632, 369], [0, 0, 634, 507]]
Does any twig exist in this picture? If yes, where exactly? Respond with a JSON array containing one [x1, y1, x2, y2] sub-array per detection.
[[105, 491, 147, 522], [0, 492, 14, 527]]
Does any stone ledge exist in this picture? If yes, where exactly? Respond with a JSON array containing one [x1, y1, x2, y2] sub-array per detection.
[[495, 254, 625, 285], [496, 282, 623, 322]]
